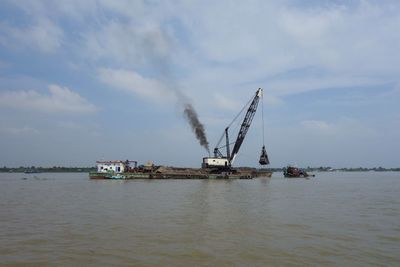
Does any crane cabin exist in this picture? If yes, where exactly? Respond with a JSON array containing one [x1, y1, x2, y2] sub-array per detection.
[[202, 157, 230, 168]]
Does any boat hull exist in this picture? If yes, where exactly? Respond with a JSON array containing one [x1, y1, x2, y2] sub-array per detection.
[[89, 169, 272, 180]]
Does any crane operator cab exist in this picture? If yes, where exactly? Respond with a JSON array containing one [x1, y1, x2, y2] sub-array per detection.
[[202, 157, 229, 168]]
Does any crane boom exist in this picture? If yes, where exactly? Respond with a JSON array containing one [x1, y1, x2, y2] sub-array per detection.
[[229, 88, 261, 164]]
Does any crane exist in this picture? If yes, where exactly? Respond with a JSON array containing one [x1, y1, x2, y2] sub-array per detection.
[[202, 88, 269, 169]]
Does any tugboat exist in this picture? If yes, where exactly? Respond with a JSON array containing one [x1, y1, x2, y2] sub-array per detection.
[[283, 165, 314, 178]]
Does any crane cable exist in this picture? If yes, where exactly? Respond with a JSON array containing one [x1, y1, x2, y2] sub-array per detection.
[[215, 93, 254, 148]]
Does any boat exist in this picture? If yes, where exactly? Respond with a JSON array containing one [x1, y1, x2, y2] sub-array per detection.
[[89, 160, 272, 180], [283, 165, 314, 178]]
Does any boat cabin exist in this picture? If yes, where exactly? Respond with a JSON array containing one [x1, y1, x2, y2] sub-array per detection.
[[96, 160, 136, 174]]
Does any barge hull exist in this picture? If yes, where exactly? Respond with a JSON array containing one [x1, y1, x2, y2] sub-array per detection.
[[89, 168, 272, 180]]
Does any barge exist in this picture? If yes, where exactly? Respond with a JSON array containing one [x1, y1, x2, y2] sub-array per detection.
[[89, 160, 272, 180]]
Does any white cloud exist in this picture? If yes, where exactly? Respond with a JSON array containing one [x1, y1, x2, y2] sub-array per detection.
[[97, 68, 175, 103], [0, 19, 64, 53], [3, 1, 400, 94], [84, 21, 173, 66], [212, 93, 242, 112], [177, 1, 400, 97], [0, 84, 97, 114], [7, 1, 398, 97], [278, 2, 400, 75], [268, 75, 381, 97], [300, 118, 377, 138]]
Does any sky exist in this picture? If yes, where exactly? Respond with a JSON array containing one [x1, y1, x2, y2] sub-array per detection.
[[0, 0, 399, 168]]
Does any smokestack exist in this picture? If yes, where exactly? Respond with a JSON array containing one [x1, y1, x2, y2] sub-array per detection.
[[183, 103, 210, 154]]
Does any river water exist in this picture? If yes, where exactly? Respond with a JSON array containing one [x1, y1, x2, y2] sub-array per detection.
[[0, 172, 399, 266]]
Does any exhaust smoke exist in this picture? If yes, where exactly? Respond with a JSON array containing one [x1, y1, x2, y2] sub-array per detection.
[[136, 28, 210, 153], [183, 103, 210, 154]]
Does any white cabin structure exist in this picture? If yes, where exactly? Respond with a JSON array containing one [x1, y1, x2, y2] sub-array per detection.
[[202, 157, 230, 168], [96, 160, 128, 173]]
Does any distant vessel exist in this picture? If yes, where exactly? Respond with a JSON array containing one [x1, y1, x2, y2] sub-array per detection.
[[24, 169, 40, 174], [283, 165, 314, 178]]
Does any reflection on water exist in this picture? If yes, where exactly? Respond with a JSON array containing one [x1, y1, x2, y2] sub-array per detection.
[[0, 172, 399, 266]]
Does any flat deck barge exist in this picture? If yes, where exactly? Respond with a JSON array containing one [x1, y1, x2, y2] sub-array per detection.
[[89, 166, 272, 180]]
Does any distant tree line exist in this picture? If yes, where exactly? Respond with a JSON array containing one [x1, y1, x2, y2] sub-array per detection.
[[0, 166, 96, 173], [260, 166, 400, 172]]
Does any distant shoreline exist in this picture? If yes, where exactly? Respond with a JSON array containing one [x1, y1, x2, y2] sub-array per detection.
[[1, 167, 95, 173], [264, 167, 400, 172]]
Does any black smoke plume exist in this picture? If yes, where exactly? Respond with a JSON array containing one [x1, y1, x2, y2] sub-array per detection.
[[183, 103, 210, 154], [139, 29, 210, 153]]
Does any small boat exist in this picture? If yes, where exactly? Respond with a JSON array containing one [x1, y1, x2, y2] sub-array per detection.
[[24, 169, 40, 174], [283, 166, 314, 178]]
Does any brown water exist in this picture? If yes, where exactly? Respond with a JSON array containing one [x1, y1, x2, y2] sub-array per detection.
[[1, 172, 399, 266]]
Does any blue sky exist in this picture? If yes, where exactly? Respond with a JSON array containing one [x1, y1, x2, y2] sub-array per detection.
[[0, 0, 399, 168]]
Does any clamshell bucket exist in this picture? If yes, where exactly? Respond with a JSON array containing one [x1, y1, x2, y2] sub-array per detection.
[[259, 145, 269, 165]]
